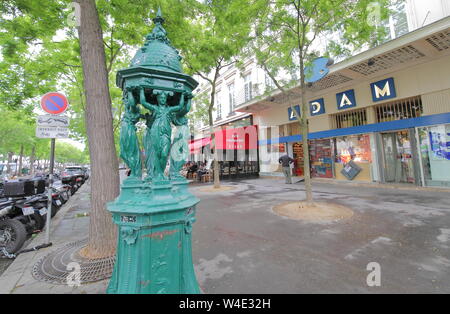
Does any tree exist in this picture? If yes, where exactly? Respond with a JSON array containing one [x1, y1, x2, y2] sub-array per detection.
[[183, 0, 263, 189], [73, 0, 120, 259], [0, 0, 202, 260], [249, 0, 390, 203]]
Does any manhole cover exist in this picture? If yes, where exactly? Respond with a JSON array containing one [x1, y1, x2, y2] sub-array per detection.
[[32, 239, 115, 285]]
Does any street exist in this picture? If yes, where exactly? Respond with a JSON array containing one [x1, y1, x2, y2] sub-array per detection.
[[2, 177, 449, 294], [191, 179, 450, 293]]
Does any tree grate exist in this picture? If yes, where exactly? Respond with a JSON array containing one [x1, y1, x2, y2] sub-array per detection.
[[32, 239, 115, 285]]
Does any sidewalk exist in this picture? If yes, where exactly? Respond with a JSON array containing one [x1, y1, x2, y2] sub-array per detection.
[[0, 180, 108, 294]]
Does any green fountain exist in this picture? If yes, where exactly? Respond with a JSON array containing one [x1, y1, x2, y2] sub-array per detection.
[[106, 8, 200, 294]]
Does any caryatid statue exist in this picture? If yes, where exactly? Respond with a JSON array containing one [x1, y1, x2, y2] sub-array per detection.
[[139, 87, 190, 182], [170, 92, 193, 180], [119, 89, 142, 178]]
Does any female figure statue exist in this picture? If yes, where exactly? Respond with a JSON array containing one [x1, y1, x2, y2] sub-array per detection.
[[120, 89, 142, 178], [169, 92, 193, 180], [142, 111, 155, 181], [139, 87, 186, 182]]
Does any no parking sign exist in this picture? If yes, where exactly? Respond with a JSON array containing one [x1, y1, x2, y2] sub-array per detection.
[[40, 92, 68, 115], [37, 92, 69, 139]]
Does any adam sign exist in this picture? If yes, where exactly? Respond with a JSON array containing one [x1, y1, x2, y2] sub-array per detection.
[[370, 77, 396, 102]]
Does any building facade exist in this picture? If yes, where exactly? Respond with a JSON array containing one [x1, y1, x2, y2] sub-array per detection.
[[190, 3, 450, 184], [190, 58, 274, 179], [234, 17, 450, 187]]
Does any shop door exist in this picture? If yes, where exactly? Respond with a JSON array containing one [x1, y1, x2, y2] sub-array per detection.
[[381, 131, 415, 184], [292, 142, 304, 176]]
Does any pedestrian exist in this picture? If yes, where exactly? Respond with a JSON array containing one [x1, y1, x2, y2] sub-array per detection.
[[278, 154, 295, 184]]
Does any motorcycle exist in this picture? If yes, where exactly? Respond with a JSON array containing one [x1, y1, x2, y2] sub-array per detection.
[[0, 196, 46, 254]]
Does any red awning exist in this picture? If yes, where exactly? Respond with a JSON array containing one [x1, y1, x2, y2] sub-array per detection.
[[189, 137, 211, 154], [215, 125, 258, 150], [189, 125, 258, 153]]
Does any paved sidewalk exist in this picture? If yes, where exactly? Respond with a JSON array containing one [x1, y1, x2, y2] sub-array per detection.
[[1, 177, 449, 294], [0, 181, 107, 294]]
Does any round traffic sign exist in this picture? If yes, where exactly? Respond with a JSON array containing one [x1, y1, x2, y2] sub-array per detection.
[[40, 92, 69, 115]]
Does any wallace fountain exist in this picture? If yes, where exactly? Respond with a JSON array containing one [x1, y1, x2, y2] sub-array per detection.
[[106, 9, 200, 294]]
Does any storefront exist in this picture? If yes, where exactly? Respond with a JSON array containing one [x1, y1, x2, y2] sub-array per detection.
[[236, 21, 450, 187], [334, 134, 373, 182], [217, 124, 259, 180], [292, 142, 304, 176], [379, 130, 417, 184], [418, 124, 450, 187], [189, 120, 259, 180]]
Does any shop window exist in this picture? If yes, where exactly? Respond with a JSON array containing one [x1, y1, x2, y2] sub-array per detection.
[[292, 142, 304, 176], [331, 108, 367, 129], [418, 124, 450, 187], [334, 135, 372, 164], [375, 96, 422, 123], [310, 139, 333, 178]]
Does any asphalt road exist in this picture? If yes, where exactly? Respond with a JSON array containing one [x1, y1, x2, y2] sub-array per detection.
[[190, 178, 450, 293]]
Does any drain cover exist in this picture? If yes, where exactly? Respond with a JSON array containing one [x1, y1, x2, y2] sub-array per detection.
[[32, 239, 115, 285]]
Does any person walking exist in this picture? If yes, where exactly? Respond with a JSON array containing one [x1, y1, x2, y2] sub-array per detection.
[[279, 154, 295, 184]]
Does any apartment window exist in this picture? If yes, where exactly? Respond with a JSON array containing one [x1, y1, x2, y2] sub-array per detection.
[[331, 108, 367, 129], [215, 92, 222, 120], [391, 1, 408, 38], [375, 96, 423, 123], [265, 73, 275, 90], [228, 83, 235, 112], [244, 73, 253, 102]]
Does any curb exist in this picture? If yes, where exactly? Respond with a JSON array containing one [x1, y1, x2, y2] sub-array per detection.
[[260, 175, 449, 193], [0, 181, 90, 294]]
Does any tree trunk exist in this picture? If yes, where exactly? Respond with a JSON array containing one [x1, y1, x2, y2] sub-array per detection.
[[208, 70, 221, 189], [299, 58, 313, 203], [18, 145, 24, 177], [76, 0, 120, 259], [209, 96, 221, 189]]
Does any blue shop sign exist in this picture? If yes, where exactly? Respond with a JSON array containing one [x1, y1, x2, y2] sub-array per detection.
[[288, 105, 301, 121], [336, 89, 357, 110], [371, 77, 396, 102], [310, 98, 325, 116]]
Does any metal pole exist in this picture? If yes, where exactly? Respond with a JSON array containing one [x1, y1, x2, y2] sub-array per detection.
[[45, 138, 55, 244]]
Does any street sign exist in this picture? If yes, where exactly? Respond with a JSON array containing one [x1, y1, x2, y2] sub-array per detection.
[[36, 126, 69, 139], [40, 92, 69, 115], [37, 115, 69, 127], [37, 92, 70, 246]]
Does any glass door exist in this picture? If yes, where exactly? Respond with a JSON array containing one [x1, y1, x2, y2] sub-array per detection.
[[382, 130, 415, 183]]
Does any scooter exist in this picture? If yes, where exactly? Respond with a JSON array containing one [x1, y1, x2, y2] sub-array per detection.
[[53, 181, 71, 204], [0, 196, 45, 254]]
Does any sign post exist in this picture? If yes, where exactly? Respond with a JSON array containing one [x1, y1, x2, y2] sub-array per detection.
[[37, 92, 69, 244], [45, 139, 55, 244]]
